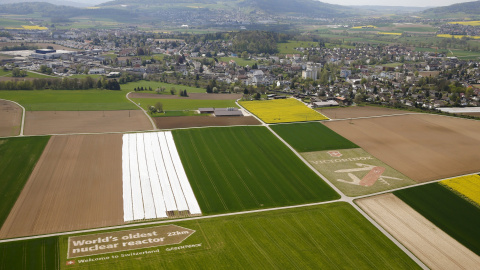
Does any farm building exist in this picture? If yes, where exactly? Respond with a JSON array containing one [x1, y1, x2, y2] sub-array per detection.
[[214, 108, 243, 117], [312, 100, 339, 108]]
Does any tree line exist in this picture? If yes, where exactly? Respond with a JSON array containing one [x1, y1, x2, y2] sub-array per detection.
[[0, 76, 120, 90]]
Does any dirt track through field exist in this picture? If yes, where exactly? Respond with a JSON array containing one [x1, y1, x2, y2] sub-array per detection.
[[0, 99, 22, 136], [0, 134, 124, 239], [24, 110, 152, 135], [129, 92, 242, 100], [154, 116, 261, 129], [318, 106, 409, 119], [357, 193, 480, 270], [324, 114, 480, 182]]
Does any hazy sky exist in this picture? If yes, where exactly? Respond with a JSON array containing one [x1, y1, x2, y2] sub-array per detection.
[[320, 0, 476, 7]]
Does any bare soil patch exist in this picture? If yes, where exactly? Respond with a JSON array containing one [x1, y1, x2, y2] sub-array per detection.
[[129, 92, 242, 100], [318, 106, 409, 119], [357, 193, 480, 270], [324, 114, 480, 182], [24, 110, 152, 135], [0, 134, 124, 239], [460, 112, 480, 117], [0, 99, 21, 137], [154, 116, 261, 129]]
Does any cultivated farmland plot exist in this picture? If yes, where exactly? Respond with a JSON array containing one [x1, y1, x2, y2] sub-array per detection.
[[0, 134, 124, 239], [24, 110, 152, 135], [302, 148, 416, 196], [440, 174, 480, 206], [239, 98, 328, 123], [324, 114, 480, 182], [357, 193, 480, 270], [49, 203, 419, 269], [0, 99, 22, 137], [394, 183, 480, 256], [270, 122, 358, 152], [173, 126, 339, 214]]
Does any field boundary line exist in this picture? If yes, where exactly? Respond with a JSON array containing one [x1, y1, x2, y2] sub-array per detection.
[[327, 113, 423, 122], [0, 98, 25, 136], [126, 92, 157, 130], [235, 99, 267, 126]]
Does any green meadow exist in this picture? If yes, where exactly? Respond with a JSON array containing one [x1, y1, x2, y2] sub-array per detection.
[[395, 183, 480, 256], [173, 126, 339, 214], [130, 98, 237, 112], [0, 89, 137, 111], [271, 122, 358, 152], [0, 136, 50, 227]]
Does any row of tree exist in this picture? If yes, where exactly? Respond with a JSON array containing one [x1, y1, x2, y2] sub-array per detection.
[[0, 77, 120, 90]]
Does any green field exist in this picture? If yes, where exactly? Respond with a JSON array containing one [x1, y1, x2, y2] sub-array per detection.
[[302, 148, 416, 196], [0, 237, 59, 270], [173, 126, 339, 214], [447, 49, 480, 60], [394, 183, 480, 256], [0, 71, 57, 78], [25, 71, 59, 78], [218, 57, 258, 67], [0, 89, 137, 111], [131, 98, 237, 112], [0, 18, 25, 28], [121, 81, 206, 93], [0, 69, 12, 76], [271, 122, 358, 152], [48, 203, 420, 269], [396, 26, 436, 32], [277, 40, 319, 54], [0, 136, 50, 227]]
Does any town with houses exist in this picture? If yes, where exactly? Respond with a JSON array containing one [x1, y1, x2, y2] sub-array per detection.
[[1, 27, 480, 112]]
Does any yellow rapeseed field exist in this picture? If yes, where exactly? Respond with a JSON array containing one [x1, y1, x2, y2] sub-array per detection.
[[448, 21, 480, 26], [437, 34, 480, 39], [441, 174, 480, 206], [377, 32, 402, 36], [22, 25, 48, 30], [239, 98, 329, 124]]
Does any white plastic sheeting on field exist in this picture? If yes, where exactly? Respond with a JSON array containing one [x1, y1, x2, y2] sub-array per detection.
[[122, 131, 202, 222]]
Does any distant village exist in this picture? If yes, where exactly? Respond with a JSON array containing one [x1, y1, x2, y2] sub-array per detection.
[[1, 27, 479, 110]]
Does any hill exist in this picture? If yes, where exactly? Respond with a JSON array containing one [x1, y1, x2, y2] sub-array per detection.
[[0, 0, 356, 28], [99, 0, 354, 18], [423, 0, 480, 16]]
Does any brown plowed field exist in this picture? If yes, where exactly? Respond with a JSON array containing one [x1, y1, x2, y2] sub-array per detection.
[[154, 116, 261, 129], [0, 134, 124, 239], [318, 106, 410, 119], [24, 110, 152, 135], [357, 194, 480, 270], [129, 92, 242, 100], [324, 114, 480, 182], [0, 99, 21, 137]]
